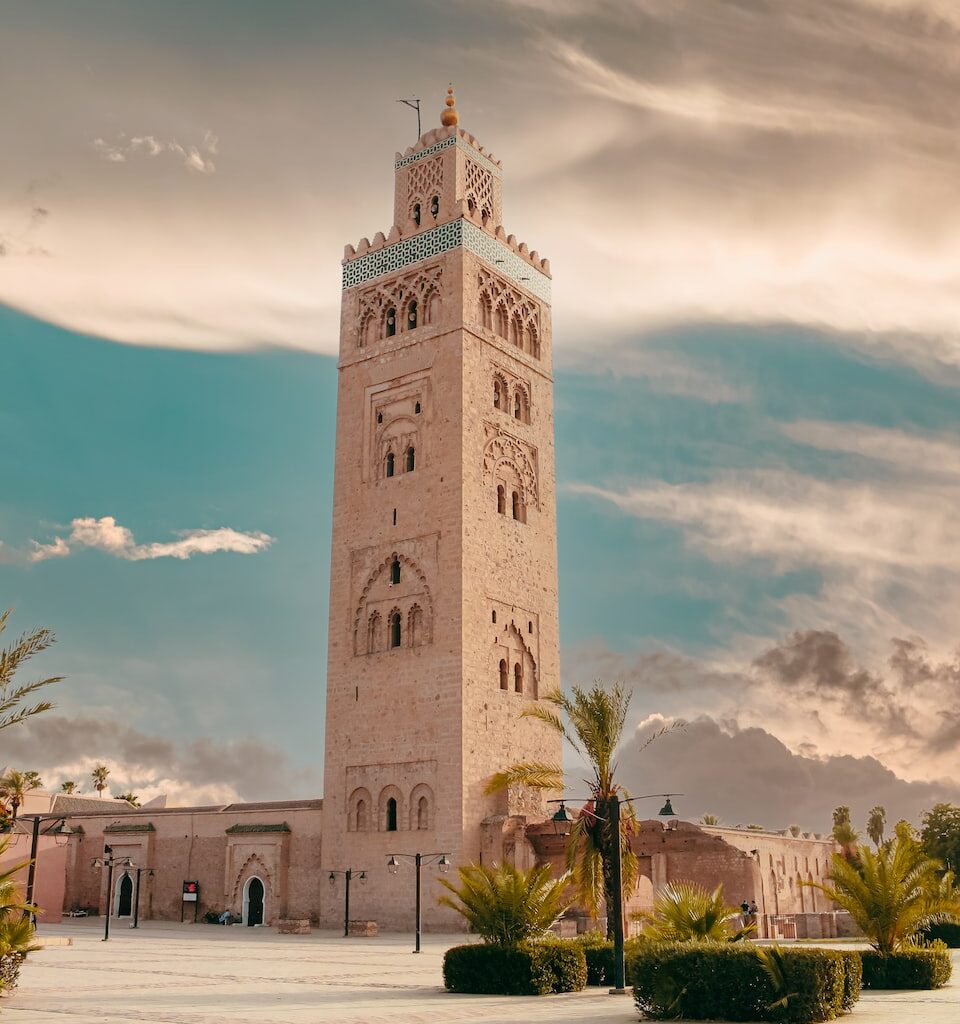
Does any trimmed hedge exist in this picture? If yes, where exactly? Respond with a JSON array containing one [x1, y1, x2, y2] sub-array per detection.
[[442, 941, 587, 995], [921, 923, 960, 947], [860, 948, 952, 989], [571, 935, 647, 986], [631, 943, 854, 1023], [836, 950, 863, 1012]]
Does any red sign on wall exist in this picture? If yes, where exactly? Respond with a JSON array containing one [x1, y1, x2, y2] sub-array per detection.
[[182, 880, 199, 902]]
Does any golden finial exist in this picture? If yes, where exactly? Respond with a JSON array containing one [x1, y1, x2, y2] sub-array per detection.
[[440, 85, 459, 127]]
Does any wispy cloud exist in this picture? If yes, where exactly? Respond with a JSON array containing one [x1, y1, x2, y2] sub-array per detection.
[[92, 131, 218, 174], [26, 516, 273, 563]]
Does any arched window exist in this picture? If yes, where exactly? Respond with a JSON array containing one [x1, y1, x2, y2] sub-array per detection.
[[495, 304, 509, 338], [386, 797, 398, 832], [509, 313, 522, 347], [430, 195, 439, 217], [526, 322, 540, 359], [512, 490, 523, 521], [405, 446, 415, 472], [467, 197, 476, 215], [407, 299, 418, 330], [390, 559, 401, 585], [497, 485, 506, 515], [514, 393, 522, 419], [408, 604, 423, 646], [479, 292, 493, 329], [494, 380, 502, 409], [499, 659, 508, 690], [385, 452, 395, 478], [415, 401, 421, 414], [514, 663, 523, 693], [367, 611, 380, 654], [413, 202, 421, 226], [417, 796, 429, 830], [377, 411, 383, 424], [355, 798, 367, 831], [390, 611, 401, 648], [385, 307, 397, 338]]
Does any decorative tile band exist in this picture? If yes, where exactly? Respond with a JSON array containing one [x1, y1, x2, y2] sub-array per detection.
[[342, 219, 550, 302], [394, 135, 502, 178]]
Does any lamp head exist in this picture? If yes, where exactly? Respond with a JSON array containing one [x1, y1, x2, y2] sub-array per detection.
[[658, 797, 676, 817], [387, 855, 400, 875], [359, 871, 367, 884], [328, 872, 336, 885], [551, 801, 574, 834], [438, 855, 450, 873]]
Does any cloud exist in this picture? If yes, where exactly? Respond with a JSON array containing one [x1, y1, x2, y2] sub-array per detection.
[[614, 713, 960, 833], [0, 714, 319, 805], [26, 516, 274, 563], [2, 1, 960, 365], [92, 131, 217, 174]]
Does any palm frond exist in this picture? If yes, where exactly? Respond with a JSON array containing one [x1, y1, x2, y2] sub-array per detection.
[[484, 761, 564, 795]]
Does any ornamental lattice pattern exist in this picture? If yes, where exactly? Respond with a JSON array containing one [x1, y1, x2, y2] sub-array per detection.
[[482, 422, 539, 507], [464, 159, 494, 220], [343, 219, 551, 303], [403, 156, 444, 219], [394, 134, 502, 179]]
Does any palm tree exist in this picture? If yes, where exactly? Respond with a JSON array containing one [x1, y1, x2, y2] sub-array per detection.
[[438, 862, 573, 945], [0, 770, 42, 823], [0, 835, 40, 995], [485, 682, 680, 937], [91, 765, 110, 798], [832, 805, 860, 860], [867, 805, 886, 848], [0, 608, 62, 732], [635, 881, 755, 942], [807, 833, 960, 953], [60, 781, 77, 794], [701, 814, 720, 826], [114, 792, 140, 807]]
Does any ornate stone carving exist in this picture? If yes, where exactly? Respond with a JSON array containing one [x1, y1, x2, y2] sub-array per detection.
[[482, 423, 539, 507]]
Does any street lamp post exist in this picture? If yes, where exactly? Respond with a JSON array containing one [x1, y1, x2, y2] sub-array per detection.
[[386, 852, 450, 953], [547, 792, 680, 994], [131, 867, 154, 929], [327, 868, 366, 937], [91, 846, 133, 941]]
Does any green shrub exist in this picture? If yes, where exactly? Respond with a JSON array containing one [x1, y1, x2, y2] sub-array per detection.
[[443, 941, 587, 995], [836, 950, 862, 1011], [631, 943, 853, 1023], [921, 922, 960, 947], [860, 948, 952, 989], [570, 934, 646, 986]]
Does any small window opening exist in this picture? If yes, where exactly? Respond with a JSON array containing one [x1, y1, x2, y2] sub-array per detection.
[[390, 559, 401, 585], [492, 610, 497, 623], [405, 446, 415, 472], [528, 621, 533, 633], [415, 401, 421, 414], [392, 508, 397, 526], [514, 663, 523, 693], [430, 195, 439, 217], [512, 490, 522, 520], [377, 411, 383, 424], [499, 659, 508, 690], [385, 452, 395, 477], [386, 797, 398, 831], [407, 299, 418, 330], [413, 202, 421, 226], [514, 393, 522, 419], [494, 381, 502, 409], [390, 611, 401, 648], [467, 197, 476, 215], [385, 308, 397, 337], [417, 795, 429, 830], [497, 485, 506, 515], [355, 798, 366, 831]]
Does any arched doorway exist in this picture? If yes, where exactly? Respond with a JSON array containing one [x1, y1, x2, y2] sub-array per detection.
[[116, 873, 133, 917], [243, 876, 265, 927]]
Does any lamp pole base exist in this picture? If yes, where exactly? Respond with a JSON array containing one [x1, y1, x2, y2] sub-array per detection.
[[608, 987, 629, 995]]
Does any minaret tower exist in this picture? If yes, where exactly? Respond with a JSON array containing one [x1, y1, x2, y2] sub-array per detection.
[[322, 89, 561, 929]]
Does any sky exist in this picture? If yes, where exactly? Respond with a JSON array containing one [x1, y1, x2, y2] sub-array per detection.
[[2, 0, 959, 830]]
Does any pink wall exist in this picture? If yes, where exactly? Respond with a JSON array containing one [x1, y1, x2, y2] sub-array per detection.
[[0, 833, 67, 925]]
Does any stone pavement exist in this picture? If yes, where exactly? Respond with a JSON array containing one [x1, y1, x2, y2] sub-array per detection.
[[5, 920, 959, 1023]]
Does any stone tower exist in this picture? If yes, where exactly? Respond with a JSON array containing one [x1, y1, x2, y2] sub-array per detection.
[[321, 90, 561, 929]]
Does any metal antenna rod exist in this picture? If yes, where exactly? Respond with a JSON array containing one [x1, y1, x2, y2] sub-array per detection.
[[396, 98, 421, 140]]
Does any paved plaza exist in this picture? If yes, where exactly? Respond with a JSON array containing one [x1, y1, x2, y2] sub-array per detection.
[[4, 920, 958, 1023]]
